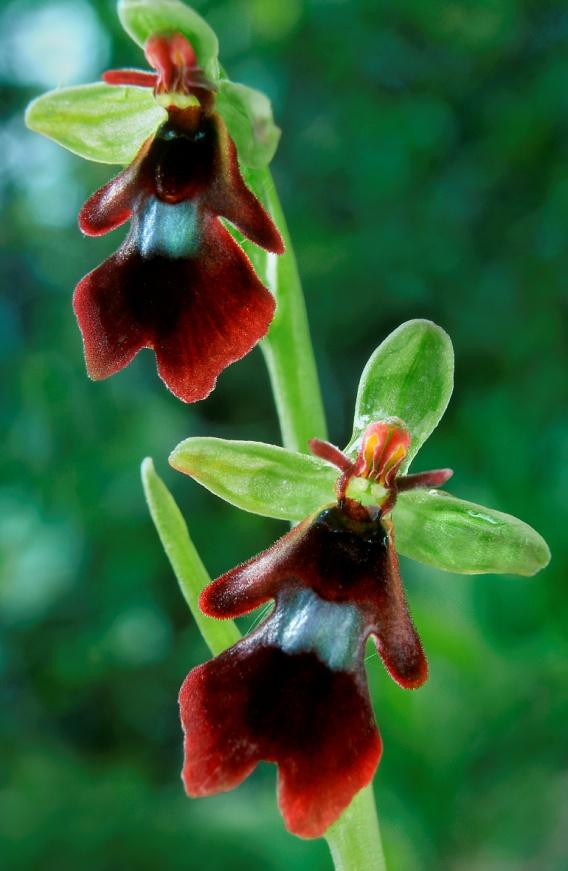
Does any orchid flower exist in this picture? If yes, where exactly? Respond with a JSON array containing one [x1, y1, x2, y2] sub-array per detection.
[[168, 320, 550, 838], [26, 0, 283, 402]]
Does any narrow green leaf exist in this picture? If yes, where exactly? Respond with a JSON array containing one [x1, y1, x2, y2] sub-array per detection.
[[393, 488, 551, 576], [217, 80, 280, 167], [118, 0, 219, 81], [141, 458, 240, 656], [347, 319, 454, 471], [169, 438, 336, 521], [25, 83, 166, 165]]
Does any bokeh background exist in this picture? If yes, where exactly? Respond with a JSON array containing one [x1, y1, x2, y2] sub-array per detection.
[[1, 0, 567, 868]]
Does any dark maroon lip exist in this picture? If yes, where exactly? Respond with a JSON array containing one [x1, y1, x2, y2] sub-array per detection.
[[180, 502, 429, 837]]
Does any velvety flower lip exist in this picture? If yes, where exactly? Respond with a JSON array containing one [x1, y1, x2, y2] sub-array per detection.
[[179, 421, 452, 838], [74, 33, 284, 403]]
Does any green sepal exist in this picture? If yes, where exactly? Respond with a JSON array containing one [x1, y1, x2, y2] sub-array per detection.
[[169, 438, 336, 521], [347, 319, 454, 472], [393, 488, 550, 576], [25, 83, 166, 165], [141, 458, 240, 656], [217, 80, 281, 167], [118, 0, 219, 82]]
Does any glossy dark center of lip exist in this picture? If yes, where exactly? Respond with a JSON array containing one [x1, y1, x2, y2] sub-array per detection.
[[139, 115, 218, 203]]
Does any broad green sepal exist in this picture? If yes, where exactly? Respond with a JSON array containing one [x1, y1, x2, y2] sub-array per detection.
[[217, 80, 281, 167], [393, 489, 551, 576], [25, 83, 166, 165], [119, 0, 219, 82], [347, 320, 454, 472], [169, 438, 336, 521], [141, 458, 240, 656]]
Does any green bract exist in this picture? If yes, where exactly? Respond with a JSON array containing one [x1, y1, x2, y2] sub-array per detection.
[[25, 0, 280, 169], [171, 320, 550, 577], [141, 458, 240, 655], [118, 0, 219, 81], [25, 83, 167, 165]]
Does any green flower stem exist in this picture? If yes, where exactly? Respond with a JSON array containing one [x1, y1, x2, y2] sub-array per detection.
[[326, 786, 387, 871], [244, 167, 328, 453]]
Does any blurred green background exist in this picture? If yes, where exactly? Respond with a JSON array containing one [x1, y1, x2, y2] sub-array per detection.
[[1, 0, 567, 868]]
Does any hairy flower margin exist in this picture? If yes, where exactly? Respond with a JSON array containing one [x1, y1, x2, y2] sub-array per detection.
[[168, 319, 550, 838], [26, 0, 283, 402]]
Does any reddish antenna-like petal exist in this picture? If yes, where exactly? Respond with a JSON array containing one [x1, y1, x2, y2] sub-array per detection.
[[397, 468, 454, 491], [102, 69, 158, 88], [308, 438, 353, 473]]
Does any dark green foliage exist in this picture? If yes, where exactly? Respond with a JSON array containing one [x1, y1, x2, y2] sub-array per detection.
[[1, 0, 566, 868]]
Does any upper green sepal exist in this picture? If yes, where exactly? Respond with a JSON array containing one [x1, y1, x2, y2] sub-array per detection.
[[393, 489, 550, 576], [118, 0, 219, 81], [346, 319, 454, 472], [216, 80, 281, 168], [169, 438, 336, 521], [25, 83, 166, 165]]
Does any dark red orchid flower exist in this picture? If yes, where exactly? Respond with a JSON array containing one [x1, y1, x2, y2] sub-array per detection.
[[75, 33, 283, 402], [179, 421, 453, 838]]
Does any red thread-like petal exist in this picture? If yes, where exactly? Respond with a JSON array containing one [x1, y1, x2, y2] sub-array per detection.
[[180, 640, 381, 839], [102, 69, 158, 88]]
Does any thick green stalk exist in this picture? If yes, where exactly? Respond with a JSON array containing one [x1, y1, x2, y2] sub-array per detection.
[[244, 167, 328, 453], [326, 785, 387, 871]]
